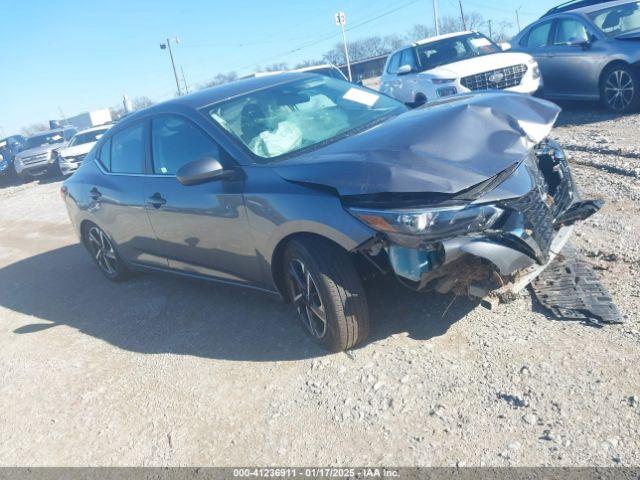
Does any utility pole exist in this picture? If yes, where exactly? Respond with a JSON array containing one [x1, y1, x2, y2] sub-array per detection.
[[180, 66, 190, 94], [334, 11, 352, 82], [433, 0, 440, 35], [160, 37, 182, 96], [458, 0, 467, 30], [515, 6, 522, 32], [488, 19, 493, 40]]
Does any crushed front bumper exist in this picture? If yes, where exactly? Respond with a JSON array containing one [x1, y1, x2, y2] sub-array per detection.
[[367, 140, 603, 303]]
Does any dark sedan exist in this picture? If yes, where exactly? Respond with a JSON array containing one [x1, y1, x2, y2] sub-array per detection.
[[511, 0, 640, 112], [62, 73, 601, 351]]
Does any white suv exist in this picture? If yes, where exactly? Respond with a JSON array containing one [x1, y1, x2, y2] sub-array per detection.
[[56, 124, 111, 176], [380, 31, 542, 106]]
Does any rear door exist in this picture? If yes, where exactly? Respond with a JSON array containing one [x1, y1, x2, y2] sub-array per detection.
[[89, 121, 166, 267], [143, 114, 262, 286]]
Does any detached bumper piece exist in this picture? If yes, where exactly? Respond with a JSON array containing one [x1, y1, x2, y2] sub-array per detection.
[[531, 244, 624, 326]]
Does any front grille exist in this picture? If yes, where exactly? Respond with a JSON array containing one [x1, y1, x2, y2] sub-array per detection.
[[461, 64, 528, 91], [508, 189, 556, 263], [22, 152, 49, 165]]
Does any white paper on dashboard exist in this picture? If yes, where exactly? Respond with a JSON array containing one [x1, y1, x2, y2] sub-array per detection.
[[343, 88, 379, 107], [470, 37, 492, 48]]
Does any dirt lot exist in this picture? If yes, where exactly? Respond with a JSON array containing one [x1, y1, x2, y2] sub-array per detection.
[[0, 104, 638, 467]]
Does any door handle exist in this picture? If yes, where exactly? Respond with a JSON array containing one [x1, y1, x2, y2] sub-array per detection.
[[89, 187, 102, 200], [147, 192, 167, 208]]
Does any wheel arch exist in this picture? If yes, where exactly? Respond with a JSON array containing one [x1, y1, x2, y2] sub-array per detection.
[[599, 59, 633, 87], [270, 230, 363, 302]]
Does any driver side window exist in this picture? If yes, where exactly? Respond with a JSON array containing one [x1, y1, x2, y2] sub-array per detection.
[[151, 116, 220, 175], [399, 49, 416, 70]]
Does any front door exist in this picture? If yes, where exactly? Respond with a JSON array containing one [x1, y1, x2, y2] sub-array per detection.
[[143, 114, 262, 287], [542, 17, 600, 98]]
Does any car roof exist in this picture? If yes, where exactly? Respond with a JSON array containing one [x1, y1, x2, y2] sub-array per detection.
[[28, 127, 74, 138], [542, 0, 632, 17], [412, 30, 476, 46]]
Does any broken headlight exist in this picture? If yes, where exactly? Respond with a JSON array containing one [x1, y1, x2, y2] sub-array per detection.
[[348, 204, 503, 241]]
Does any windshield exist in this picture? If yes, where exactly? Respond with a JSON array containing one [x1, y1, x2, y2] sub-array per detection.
[[69, 128, 108, 147], [415, 33, 501, 71], [589, 1, 640, 36], [208, 77, 406, 162], [26, 131, 66, 149]]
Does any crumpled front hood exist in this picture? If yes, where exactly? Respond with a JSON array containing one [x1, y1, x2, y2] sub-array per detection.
[[274, 92, 560, 196]]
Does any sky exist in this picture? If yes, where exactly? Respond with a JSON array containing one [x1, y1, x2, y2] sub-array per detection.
[[0, 0, 561, 136]]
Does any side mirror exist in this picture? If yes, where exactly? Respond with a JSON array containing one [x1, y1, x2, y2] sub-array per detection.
[[176, 156, 236, 186], [397, 64, 413, 75], [499, 42, 512, 51], [567, 37, 591, 49]]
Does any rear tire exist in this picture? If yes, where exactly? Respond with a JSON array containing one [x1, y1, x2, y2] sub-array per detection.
[[82, 223, 129, 282], [284, 237, 369, 352], [600, 64, 640, 113]]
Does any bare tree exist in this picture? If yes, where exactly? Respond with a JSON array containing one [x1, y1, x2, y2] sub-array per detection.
[[407, 24, 434, 42], [132, 96, 154, 110], [201, 71, 238, 89], [322, 35, 405, 65], [21, 123, 49, 136], [294, 59, 324, 69], [262, 62, 288, 72]]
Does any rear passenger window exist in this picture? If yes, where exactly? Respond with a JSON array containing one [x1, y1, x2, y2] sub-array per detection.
[[110, 123, 145, 174], [387, 53, 401, 74], [151, 116, 220, 175], [524, 22, 552, 47], [99, 139, 111, 170]]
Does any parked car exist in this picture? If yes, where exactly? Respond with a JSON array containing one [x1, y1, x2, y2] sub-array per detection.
[[380, 31, 542, 106], [62, 73, 600, 351], [511, 0, 640, 112], [13, 127, 78, 180], [0, 135, 26, 178], [56, 125, 112, 176]]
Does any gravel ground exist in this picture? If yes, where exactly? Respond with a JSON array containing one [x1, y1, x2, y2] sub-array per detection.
[[0, 104, 638, 467]]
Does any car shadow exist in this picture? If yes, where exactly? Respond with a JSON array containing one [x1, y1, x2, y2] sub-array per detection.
[[554, 100, 635, 127], [1, 244, 472, 361]]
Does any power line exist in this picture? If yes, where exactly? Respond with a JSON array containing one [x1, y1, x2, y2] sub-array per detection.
[[177, 0, 422, 93]]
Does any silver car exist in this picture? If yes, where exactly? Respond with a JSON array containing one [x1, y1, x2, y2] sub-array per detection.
[[511, 0, 640, 112]]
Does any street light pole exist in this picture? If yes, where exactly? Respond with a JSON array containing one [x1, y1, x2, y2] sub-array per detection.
[[160, 37, 182, 96], [458, 0, 466, 30], [433, 0, 440, 36], [334, 12, 352, 82], [515, 6, 522, 32]]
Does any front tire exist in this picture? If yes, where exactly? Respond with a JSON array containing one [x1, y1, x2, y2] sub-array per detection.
[[284, 237, 369, 352], [82, 223, 129, 282], [600, 64, 640, 113]]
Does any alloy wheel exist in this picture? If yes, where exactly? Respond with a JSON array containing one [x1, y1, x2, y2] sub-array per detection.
[[287, 259, 327, 339], [604, 70, 635, 111], [87, 226, 118, 276]]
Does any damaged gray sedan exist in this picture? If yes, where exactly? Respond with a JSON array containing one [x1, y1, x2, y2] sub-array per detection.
[[62, 73, 605, 352]]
